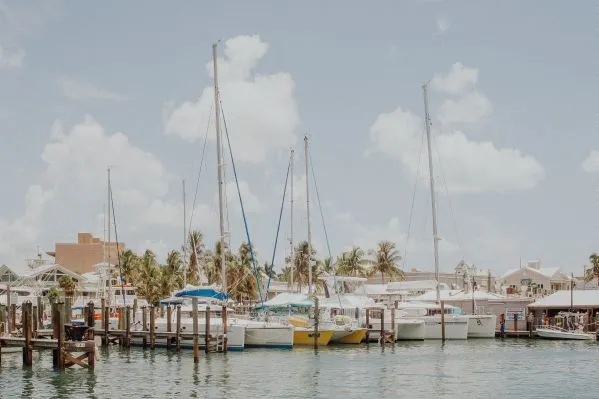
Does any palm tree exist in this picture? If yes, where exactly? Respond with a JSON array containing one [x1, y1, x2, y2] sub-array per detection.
[[292, 241, 325, 293], [136, 249, 163, 305], [58, 275, 76, 297], [187, 230, 204, 285], [317, 257, 334, 275], [584, 252, 599, 287], [370, 241, 404, 283], [226, 242, 259, 302], [119, 249, 139, 284], [336, 246, 368, 277], [164, 249, 184, 292]]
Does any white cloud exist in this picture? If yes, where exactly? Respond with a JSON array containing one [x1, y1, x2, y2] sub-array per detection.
[[436, 16, 450, 34], [431, 62, 493, 126], [0, 185, 54, 261], [582, 150, 599, 173], [164, 34, 300, 163], [223, 180, 263, 214], [437, 91, 493, 125], [0, 44, 24, 68], [58, 77, 127, 102], [431, 62, 478, 96], [367, 106, 545, 194]]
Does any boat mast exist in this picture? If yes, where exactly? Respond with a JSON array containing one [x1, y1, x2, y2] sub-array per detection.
[[290, 148, 295, 292], [107, 167, 112, 307], [213, 41, 227, 293], [304, 135, 313, 296], [182, 179, 187, 287], [422, 83, 441, 303]]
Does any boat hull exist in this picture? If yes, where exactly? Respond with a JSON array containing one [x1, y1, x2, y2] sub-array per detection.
[[334, 328, 368, 344], [243, 325, 294, 349], [395, 319, 425, 340], [422, 315, 469, 340], [293, 329, 334, 345], [536, 328, 595, 340], [467, 315, 497, 338]]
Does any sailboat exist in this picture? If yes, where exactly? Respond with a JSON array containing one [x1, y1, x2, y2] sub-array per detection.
[[463, 266, 497, 338], [395, 83, 469, 340]]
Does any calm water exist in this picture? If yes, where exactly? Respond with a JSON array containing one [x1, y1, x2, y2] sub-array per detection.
[[1, 339, 598, 398]]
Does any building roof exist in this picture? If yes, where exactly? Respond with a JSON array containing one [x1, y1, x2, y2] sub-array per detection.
[[528, 290, 599, 309], [411, 289, 505, 301], [18, 263, 84, 281], [499, 266, 568, 281]]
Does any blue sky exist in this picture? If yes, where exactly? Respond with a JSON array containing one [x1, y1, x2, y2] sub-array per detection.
[[0, 0, 597, 275]]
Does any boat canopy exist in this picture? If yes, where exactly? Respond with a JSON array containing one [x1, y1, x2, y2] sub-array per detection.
[[174, 284, 228, 301], [255, 292, 313, 310]]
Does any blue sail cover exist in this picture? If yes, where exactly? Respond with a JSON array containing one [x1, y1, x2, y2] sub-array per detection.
[[174, 286, 228, 301]]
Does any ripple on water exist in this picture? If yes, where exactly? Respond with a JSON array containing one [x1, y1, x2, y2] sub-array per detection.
[[0, 340, 598, 399]]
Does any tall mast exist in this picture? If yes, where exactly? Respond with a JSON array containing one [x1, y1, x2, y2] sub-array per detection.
[[213, 41, 227, 293], [107, 167, 112, 306], [289, 148, 295, 292], [422, 83, 441, 303], [304, 136, 313, 296], [182, 179, 187, 287]]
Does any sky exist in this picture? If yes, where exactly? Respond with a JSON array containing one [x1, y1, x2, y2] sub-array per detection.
[[0, 0, 597, 276]]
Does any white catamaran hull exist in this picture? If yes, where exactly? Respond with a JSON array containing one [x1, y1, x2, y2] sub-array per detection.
[[242, 324, 294, 348], [536, 328, 595, 340], [395, 319, 425, 340], [467, 315, 497, 338], [422, 315, 469, 340]]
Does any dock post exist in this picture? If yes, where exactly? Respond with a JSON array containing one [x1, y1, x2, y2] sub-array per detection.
[[37, 296, 43, 329], [440, 300, 446, 342], [176, 305, 181, 352], [125, 306, 131, 348], [86, 302, 95, 340], [193, 298, 200, 361], [166, 305, 172, 350], [313, 297, 319, 350], [380, 309, 385, 346], [52, 302, 65, 370], [149, 306, 156, 350], [391, 307, 396, 341], [222, 304, 228, 353], [365, 308, 370, 342], [0, 304, 6, 334], [32, 305, 38, 338], [64, 296, 72, 325], [204, 303, 209, 355], [514, 313, 518, 335], [22, 301, 33, 367], [10, 303, 16, 333], [160, 304, 165, 318], [141, 306, 147, 348], [133, 298, 138, 324], [102, 299, 108, 346]]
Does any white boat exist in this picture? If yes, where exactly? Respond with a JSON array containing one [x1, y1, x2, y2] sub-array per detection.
[[396, 302, 469, 340], [395, 318, 426, 341], [233, 318, 294, 349], [466, 314, 497, 338], [536, 326, 595, 340]]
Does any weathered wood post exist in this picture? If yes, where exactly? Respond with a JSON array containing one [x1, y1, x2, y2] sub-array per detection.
[[64, 297, 72, 325], [149, 306, 156, 350], [37, 296, 43, 329], [86, 302, 95, 340], [125, 306, 131, 348], [514, 313, 519, 334], [0, 304, 6, 334], [52, 302, 65, 369], [365, 308, 371, 342], [391, 307, 396, 342], [222, 303, 228, 353], [6, 285, 11, 333], [176, 305, 181, 352], [440, 300, 446, 342], [313, 296, 319, 350], [102, 299, 109, 347], [10, 303, 16, 333], [203, 303, 209, 355], [141, 306, 147, 348], [22, 301, 33, 366], [160, 304, 165, 318], [380, 308, 385, 346], [32, 305, 38, 338], [166, 305, 172, 350], [133, 298, 138, 324], [193, 298, 200, 361]]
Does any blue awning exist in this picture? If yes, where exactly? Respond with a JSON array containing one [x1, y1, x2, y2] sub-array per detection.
[[174, 287, 228, 301]]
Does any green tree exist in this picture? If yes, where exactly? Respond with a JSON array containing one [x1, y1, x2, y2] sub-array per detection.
[[336, 246, 368, 278], [369, 241, 404, 283], [136, 249, 163, 305], [119, 249, 140, 284], [187, 230, 204, 285], [584, 253, 599, 287], [58, 275, 76, 297]]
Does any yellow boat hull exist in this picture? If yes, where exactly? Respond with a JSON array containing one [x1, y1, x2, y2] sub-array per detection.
[[293, 329, 334, 346], [335, 328, 368, 344]]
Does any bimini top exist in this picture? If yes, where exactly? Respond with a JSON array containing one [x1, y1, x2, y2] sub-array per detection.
[[174, 284, 228, 301], [255, 292, 313, 310]]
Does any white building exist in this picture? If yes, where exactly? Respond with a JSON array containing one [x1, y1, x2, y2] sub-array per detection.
[[497, 260, 572, 297]]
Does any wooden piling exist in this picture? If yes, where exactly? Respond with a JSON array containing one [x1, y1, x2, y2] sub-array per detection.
[[166, 305, 172, 350], [176, 305, 181, 352], [10, 303, 16, 333], [514, 313, 518, 334], [222, 304, 228, 354], [149, 306, 156, 350], [160, 304, 165, 318], [313, 297, 319, 350], [32, 305, 38, 338], [102, 298, 109, 346], [142, 306, 147, 348], [203, 303, 209, 355], [86, 302, 95, 341], [133, 298, 138, 323], [52, 302, 65, 369], [0, 304, 6, 335], [64, 297, 72, 325], [380, 308, 385, 346], [22, 302, 33, 366], [125, 306, 131, 348], [6, 285, 11, 333], [440, 300, 446, 342], [365, 308, 370, 342], [37, 296, 43, 328], [391, 307, 396, 341]]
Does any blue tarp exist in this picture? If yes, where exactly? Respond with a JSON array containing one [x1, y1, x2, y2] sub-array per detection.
[[174, 287, 228, 301]]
